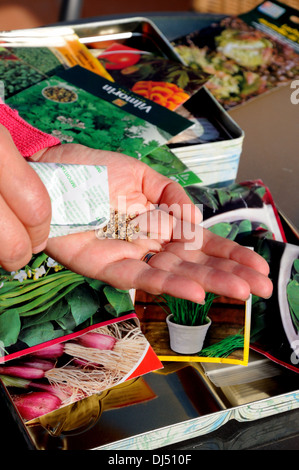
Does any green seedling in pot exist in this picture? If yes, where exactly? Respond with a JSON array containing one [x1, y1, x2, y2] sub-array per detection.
[[157, 292, 216, 327]]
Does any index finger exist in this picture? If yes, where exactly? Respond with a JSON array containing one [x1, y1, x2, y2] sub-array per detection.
[[0, 125, 51, 253], [202, 228, 270, 276]]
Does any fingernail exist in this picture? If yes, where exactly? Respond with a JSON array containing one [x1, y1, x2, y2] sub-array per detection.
[[263, 293, 272, 300], [32, 240, 47, 254]]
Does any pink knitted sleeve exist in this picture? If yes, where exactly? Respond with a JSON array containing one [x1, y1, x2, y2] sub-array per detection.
[[0, 100, 60, 157]]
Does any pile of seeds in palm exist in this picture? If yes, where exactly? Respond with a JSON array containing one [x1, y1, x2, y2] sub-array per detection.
[[96, 210, 140, 242]]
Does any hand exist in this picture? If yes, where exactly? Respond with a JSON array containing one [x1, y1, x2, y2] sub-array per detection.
[[0, 125, 51, 271], [31, 143, 273, 304]]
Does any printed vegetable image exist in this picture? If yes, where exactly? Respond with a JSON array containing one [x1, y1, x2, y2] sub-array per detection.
[[141, 145, 186, 177], [208, 219, 273, 242], [157, 294, 246, 358], [174, 17, 299, 108], [174, 41, 267, 105], [12, 392, 62, 421], [97, 43, 141, 69], [94, 44, 209, 110], [0, 53, 46, 99], [249, 239, 299, 374], [7, 75, 167, 160], [0, 320, 148, 421], [132, 81, 190, 110], [186, 181, 265, 215], [287, 258, 299, 333], [159, 295, 217, 355], [159, 293, 216, 327], [136, 288, 249, 363], [216, 28, 273, 69], [0, 47, 19, 61], [10, 46, 61, 74], [0, 252, 135, 358], [42, 86, 78, 103], [200, 332, 244, 358]]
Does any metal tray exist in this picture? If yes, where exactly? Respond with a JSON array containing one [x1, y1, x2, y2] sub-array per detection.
[[69, 17, 182, 60], [5, 359, 298, 450]]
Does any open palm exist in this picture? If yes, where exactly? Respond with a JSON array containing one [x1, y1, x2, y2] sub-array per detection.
[[32, 143, 273, 304]]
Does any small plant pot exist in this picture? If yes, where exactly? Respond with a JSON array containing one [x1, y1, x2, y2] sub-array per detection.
[[166, 314, 212, 354]]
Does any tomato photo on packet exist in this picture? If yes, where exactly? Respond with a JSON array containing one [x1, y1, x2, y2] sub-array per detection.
[[97, 43, 141, 70]]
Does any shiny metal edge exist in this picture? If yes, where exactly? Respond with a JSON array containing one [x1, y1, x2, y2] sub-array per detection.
[[60, 16, 183, 62], [95, 390, 299, 450]]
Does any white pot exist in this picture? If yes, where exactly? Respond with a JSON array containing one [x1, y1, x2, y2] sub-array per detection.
[[166, 314, 212, 354]]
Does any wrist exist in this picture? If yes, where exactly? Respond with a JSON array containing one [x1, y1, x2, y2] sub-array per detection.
[[0, 102, 61, 157]]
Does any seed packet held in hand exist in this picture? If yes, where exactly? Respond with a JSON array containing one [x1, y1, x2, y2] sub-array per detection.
[[29, 162, 110, 237]]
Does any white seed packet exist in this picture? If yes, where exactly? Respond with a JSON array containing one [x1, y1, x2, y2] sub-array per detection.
[[29, 162, 110, 237]]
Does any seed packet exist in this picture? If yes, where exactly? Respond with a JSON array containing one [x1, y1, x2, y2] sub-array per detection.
[[0, 46, 46, 99], [0, 27, 112, 82], [184, 180, 299, 372], [7, 66, 193, 160], [28, 162, 110, 237], [250, 238, 299, 373], [141, 145, 202, 187], [0, 251, 163, 422], [0, 314, 162, 422], [91, 42, 210, 110], [185, 179, 286, 243], [173, 1, 299, 109], [135, 292, 252, 366], [0, 254, 134, 361]]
